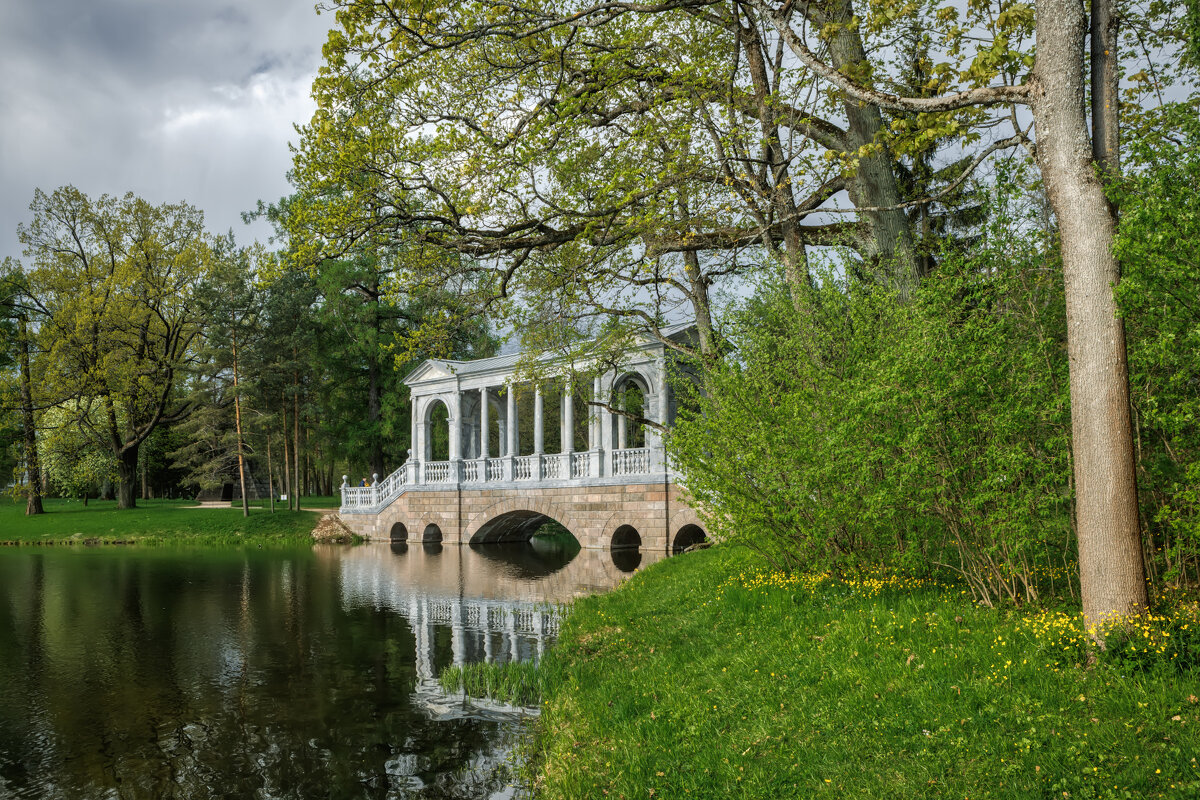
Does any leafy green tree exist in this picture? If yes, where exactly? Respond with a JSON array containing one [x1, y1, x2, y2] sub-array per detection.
[[18, 187, 212, 509], [290, 0, 1006, 356], [39, 403, 119, 504], [672, 174, 1073, 605], [0, 266, 27, 506], [1115, 106, 1200, 585]]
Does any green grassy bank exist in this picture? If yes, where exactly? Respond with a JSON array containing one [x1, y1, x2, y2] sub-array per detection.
[[446, 547, 1200, 799], [0, 497, 321, 545]]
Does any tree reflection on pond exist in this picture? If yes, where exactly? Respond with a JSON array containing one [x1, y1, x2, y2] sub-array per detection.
[[0, 542, 660, 799]]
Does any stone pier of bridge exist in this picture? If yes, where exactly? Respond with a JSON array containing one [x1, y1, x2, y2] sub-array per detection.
[[338, 324, 708, 554]]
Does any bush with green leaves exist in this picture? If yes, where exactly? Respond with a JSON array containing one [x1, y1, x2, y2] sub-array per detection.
[[671, 183, 1074, 605], [1115, 105, 1200, 586]]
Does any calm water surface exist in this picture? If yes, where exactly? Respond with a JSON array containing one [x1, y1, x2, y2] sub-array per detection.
[[0, 540, 659, 799]]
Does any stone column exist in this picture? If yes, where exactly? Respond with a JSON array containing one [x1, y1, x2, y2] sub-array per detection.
[[598, 374, 613, 477], [617, 388, 628, 450], [657, 365, 670, 471], [533, 385, 544, 479], [410, 409, 418, 462], [506, 387, 518, 456], [449, 392, 462, 462], [417, 419, 429, 461], [479, 387, 489, 459], [562, 385, 573, 454], [533, 386, 544, 454], [504, 387, 517, 481], [591, 375, 604, 477]]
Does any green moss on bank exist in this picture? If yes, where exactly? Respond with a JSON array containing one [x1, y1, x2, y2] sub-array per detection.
[[0, 497, 320, 545], [501, 547, 1200, 799]]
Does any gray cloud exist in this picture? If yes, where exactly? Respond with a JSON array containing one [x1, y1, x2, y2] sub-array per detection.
[[0, 0, 332, 259]]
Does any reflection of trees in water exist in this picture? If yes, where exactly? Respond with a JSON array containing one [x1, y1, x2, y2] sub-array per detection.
[[0, 549, 518, 799]]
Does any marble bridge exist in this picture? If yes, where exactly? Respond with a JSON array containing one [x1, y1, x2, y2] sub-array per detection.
[[338, 326, 707, 555]]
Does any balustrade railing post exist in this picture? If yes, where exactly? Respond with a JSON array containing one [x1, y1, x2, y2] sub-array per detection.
[[651, 440, 666, 472]]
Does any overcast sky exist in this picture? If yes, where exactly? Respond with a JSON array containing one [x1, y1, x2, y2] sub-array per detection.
[[0, 0, 332, 260]]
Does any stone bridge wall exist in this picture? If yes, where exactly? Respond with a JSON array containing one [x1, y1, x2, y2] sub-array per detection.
[[338, 481, 704, 552]]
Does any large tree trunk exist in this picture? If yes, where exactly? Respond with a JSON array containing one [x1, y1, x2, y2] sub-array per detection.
[[281, 398, 293, 511], [822, 0, 918, 293], [367, 279, 386, 479], [116, 446, 139, 510], [232, 328, 249, 517], [18, 316, 44, 516], [1032, 0, 1147, 628], [293, 368, 302, 513], [1090, 0, 1120, 178], [266, 435, 276, 513]]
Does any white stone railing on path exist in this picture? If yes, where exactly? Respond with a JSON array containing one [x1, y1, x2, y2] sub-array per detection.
[[340, 446, 663, 514]]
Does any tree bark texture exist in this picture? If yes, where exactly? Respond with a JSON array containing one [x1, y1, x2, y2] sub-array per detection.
[[281, 396, 293, 510], [266, 435, 276, 513], [232, 328, 249, 518], [293, 369, 302, 513], [367, 279, 386, 478], [18, 316, 44, 516], [1031, 0, 1147, 627], [116, 447, 139, 510], [1090, 0, 1120, 177], [821, 0, 918, 293]]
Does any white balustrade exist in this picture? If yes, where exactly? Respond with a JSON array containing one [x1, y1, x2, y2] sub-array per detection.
[[613, 447, 651, 475], [425, 461, 453, 483], [486, 458, 504, 482], [543, 454, 567, 480], [463, 460, 481, 483], [570, 452, 590, 479], [514, 455, 537, 480]]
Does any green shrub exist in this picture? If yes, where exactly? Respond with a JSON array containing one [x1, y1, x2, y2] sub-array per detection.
[[670, 179, 1074, 604]]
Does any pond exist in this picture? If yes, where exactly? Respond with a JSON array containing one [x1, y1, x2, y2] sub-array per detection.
[[0, 540, 660, 799]]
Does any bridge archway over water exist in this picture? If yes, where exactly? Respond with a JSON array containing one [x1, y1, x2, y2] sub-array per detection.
[[389, 522, 408, 542], [423, 523, 443, 544], [672, 523, 707, 553], [469, 509, 580, 545]]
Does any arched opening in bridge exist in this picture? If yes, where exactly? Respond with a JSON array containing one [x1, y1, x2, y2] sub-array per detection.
[[390, 522, 408, 542], [470, 511, 580, 546], [672, 524, 707, 554], [470, 511, 581, 577], [422, 523, 443, 543], [611, 524, 642, 573], [611, 524, 641, 549], [426, 400, 450, 461], [611, 373, 649, 449]]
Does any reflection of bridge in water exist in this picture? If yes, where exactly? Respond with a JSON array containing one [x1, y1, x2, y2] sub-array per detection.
[[334, 542, 663, 715]]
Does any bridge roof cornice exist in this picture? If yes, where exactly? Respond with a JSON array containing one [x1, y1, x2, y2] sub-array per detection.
[[403, 322, 694, 395]]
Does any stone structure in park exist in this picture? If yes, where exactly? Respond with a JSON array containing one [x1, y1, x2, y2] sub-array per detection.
[[338, 324, 708, 554]]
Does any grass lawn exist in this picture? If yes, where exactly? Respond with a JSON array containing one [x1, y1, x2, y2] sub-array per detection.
[[445, 547, 1200, 799], [0, 496, 322, 545], [237, 494, 343, 510]]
